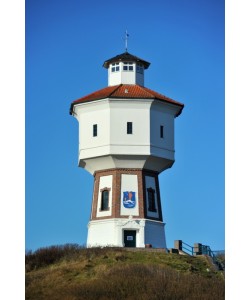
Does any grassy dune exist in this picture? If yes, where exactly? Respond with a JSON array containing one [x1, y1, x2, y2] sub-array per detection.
[[25, 245, 225, 300]]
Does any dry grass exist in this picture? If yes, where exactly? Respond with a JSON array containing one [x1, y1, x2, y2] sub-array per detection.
[[26, 245, 225, 300]]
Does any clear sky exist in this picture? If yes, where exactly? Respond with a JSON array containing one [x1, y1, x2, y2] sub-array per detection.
[[25, 0, 225, 252]]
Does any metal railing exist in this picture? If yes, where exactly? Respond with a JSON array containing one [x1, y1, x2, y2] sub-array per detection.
[[174, 240, 225, 271], [180, 241, 194, 255]]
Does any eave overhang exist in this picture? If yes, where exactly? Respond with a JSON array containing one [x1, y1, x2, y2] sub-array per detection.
[[69, 84, 184, 117]]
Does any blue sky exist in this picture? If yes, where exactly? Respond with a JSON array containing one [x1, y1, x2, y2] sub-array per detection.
[[25, 0, 225, 252]]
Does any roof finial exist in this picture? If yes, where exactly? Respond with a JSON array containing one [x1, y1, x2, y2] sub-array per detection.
[[125, 30, 129, 52]]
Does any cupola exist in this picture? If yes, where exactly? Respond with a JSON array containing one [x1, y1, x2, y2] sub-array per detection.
[[103, 52, 150, 86]]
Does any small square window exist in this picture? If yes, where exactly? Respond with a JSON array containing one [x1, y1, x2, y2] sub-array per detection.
[[111, 63, 119, 72], [123, 62, 133, 71], [127, 122, 133, 134], [160, 125, 164, 138], [93, 124, 97, 137]]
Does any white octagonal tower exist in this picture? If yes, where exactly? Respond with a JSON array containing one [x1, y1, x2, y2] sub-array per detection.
[[70, 52, 184, 248]]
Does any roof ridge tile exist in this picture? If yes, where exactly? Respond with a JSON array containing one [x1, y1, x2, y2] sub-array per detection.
[[109, 84, 123, 97]]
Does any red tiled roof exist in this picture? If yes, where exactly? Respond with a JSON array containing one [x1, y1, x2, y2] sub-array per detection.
[[70, 84, 184, 117]]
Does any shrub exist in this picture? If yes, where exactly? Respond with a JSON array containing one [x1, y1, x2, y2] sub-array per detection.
[[72, 263, 225, 300], [25, 244, 84, 271], [26, 246, 225, 300]]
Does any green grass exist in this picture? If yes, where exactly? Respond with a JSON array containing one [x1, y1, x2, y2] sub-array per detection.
[[26, 245, 225, 300]]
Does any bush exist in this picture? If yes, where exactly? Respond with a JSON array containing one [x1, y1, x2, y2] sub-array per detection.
[[25, 244, 84, 271], [26, 246, 225, 300], [72, 263, 224, 300]]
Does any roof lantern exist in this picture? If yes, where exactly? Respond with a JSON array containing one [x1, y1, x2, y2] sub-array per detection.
[[103, 52, 150, 87]]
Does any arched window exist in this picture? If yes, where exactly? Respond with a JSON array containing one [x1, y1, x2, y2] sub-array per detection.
[[147, 188, 157, 212], [100, 188, 110, 211]]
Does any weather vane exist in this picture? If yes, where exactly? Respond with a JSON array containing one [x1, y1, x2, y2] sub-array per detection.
[[124, 30, 129, 52]]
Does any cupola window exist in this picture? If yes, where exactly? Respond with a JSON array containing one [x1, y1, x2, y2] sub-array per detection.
[[123, 62, 133, 71], [136, 63, 144, 74], [111, 63, 120, 72]]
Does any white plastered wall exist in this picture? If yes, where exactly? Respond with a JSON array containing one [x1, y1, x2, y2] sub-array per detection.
[[150, 101, 175, 158], [144, 220, 166, 248], [74, 98, 177, 174], [75, 99, 177, 162], [75, 99, 152, 160], [108, 63, 122, 86], [87, 219, 119, 247], [76, 100, 110, 159], [109, 99, 151, 155], [87, 218, 166, 248], [108, 62, 144, 86]]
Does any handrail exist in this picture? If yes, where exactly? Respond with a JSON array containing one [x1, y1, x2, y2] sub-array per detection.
[[181, 241, 194, 255], [174, 240, 225, 271], [201, 245, 225, 270]]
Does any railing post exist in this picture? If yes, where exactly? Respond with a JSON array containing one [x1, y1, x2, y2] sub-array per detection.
[[174, 240, 182, 251], [202, 245, 207, 255], [193, 243, 202, 255]]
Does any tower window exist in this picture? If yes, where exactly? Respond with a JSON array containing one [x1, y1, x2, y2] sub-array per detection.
[[136, 63, 144, 74], [147, 188, 157, 212], [111, 63, 120, 72], [160, 125, 164, 138], [127, 122, 133, 134], [123, 62, 133, 71], [100, 188, 110, 211], [93, 124, 97, 137]]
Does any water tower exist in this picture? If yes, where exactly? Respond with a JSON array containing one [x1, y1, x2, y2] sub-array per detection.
[[70, 51, 184, 248]]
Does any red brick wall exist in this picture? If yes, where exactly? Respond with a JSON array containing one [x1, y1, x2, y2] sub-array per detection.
[[90, 168, 162, 222]]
